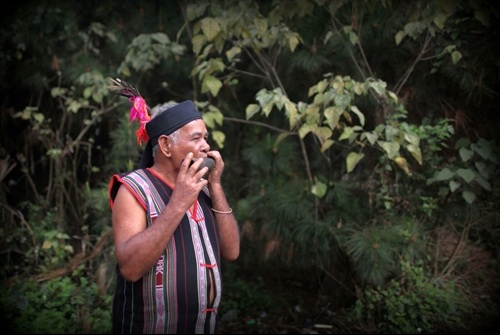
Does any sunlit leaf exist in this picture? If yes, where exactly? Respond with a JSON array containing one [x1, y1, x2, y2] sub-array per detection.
[[364, 131, 378, 145], [200, 17, 220, 41], [377, 140, 400, 159], [393, 157, 412, 175], [350, 106, 365, 127], [202, 75, 223, 96], [346, 152, 365, 173], [211, 130, 225, 149], [395, 30, 406, 45], [299, 123, 315, 139], [321, 139, 335, 152], [245, 104, 260, 120], [226, 46, 241, 61], [451, 50, 462, 64], [311, 180, 327, 198]]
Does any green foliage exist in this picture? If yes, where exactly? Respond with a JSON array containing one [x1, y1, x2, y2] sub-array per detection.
[[0, 273, 112, 334], [348, 260, 470, 334]]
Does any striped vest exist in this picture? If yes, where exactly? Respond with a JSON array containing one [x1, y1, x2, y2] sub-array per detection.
[[109, 168, 221, 334]]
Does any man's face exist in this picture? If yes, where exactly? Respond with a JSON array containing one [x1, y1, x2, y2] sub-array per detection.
[[171, 119, 210, 165]]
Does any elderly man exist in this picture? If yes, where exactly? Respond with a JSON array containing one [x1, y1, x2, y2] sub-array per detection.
[[108, 85, 240, 334]]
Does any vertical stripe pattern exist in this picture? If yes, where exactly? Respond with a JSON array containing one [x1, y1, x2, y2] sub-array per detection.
[[109, 169, 222, 334]]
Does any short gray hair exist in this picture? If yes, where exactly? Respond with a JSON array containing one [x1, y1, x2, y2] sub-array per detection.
[[150, 102, 181, 159]]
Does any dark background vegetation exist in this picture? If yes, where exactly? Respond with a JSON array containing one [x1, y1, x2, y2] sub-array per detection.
[[1, 0, 499, 333]]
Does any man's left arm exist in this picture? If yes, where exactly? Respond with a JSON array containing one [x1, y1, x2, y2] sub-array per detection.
[[208, 182, 240, 261]]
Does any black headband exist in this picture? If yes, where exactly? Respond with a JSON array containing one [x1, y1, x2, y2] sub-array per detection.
[[138, 100, 202, 169]]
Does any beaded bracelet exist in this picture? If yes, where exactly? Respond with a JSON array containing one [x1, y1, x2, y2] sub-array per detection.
[[211, 207, 233, 214]]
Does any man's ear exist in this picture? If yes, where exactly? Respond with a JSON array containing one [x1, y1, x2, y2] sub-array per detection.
[[158, 135, 171, 156]]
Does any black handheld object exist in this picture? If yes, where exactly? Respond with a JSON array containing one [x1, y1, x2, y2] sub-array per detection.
[[185, 157, 215, 179]]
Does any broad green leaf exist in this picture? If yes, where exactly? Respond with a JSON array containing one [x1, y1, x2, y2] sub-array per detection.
[[67, 100, 82, 113], [473, 138, 491, 159], [350, 106, 365, 127], [200, 17, 220, 41], [449, 180, 461, 192], [317, 79, 328, 94], [462, 191, 476, 204], [328, 0, 344, 15], [324, 106, 343, 130], [475, 177, 491, 191], [451, 50, 462, 64], [201, 75, 223, 96], [377, 140, 400, 159], [311, 180, 327, 198], [435, 168, 454, 181], [455, 137, 470, 149], [459, 147, 474, 162], [475, 161, 488, 179], [299, 123, 315, 139], [349, 31, 358, 45], [285, 101, 300, 129], [254, 18, 268, 36], [395, 30, 406, 45], [202, 110, 224, 128], [286, 32, 300, 52], [255, 89, 274, 107], [404, 131, 420, 146], [33, 113, 45, 124], [226, 46, 241, 61], [346, 152, 365, 173], [334, 93, 351, 109], [433, 12, 448, 29], [83, 87, 93, 99], [339, 127, 354, 141], [245, 104, 261, 120], [388, 91, 398, 103], [393, 157, 412, 175], [457, 168, 475, 183], [192, 34, 207, 55], [321, 139, 335, 152], [369, 80, 387, 96], [364, 131, 378, 145], [406, 144, 422, 165], [312, 126, 333, 142], [51, 87, 68, 98], [438, 187, 449, 196], [385, 125, 399, 141], [211, 130, 225, 149]]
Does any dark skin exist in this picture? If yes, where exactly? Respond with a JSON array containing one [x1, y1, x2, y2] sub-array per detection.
[[112, 119, 240, 298]]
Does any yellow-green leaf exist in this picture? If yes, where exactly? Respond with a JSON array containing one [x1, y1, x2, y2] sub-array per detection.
[[202, 75, 223, 97], [200, 17, 220, 41], [311, 180, 327, 198], [350, 106, 365, 127], [299, 123, 315, 139], [395, 30, 406, 45], [346, 152, 365, 173], [451, 50, 462, 64], [245, 104, 261, 120], [192, 34, 207, 55], [377, 140, 400, 159], [226, 46, 241, 61], [321, 139, 335, 152], [393, 156, 412, 175], [211, 130, 226, 149]]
